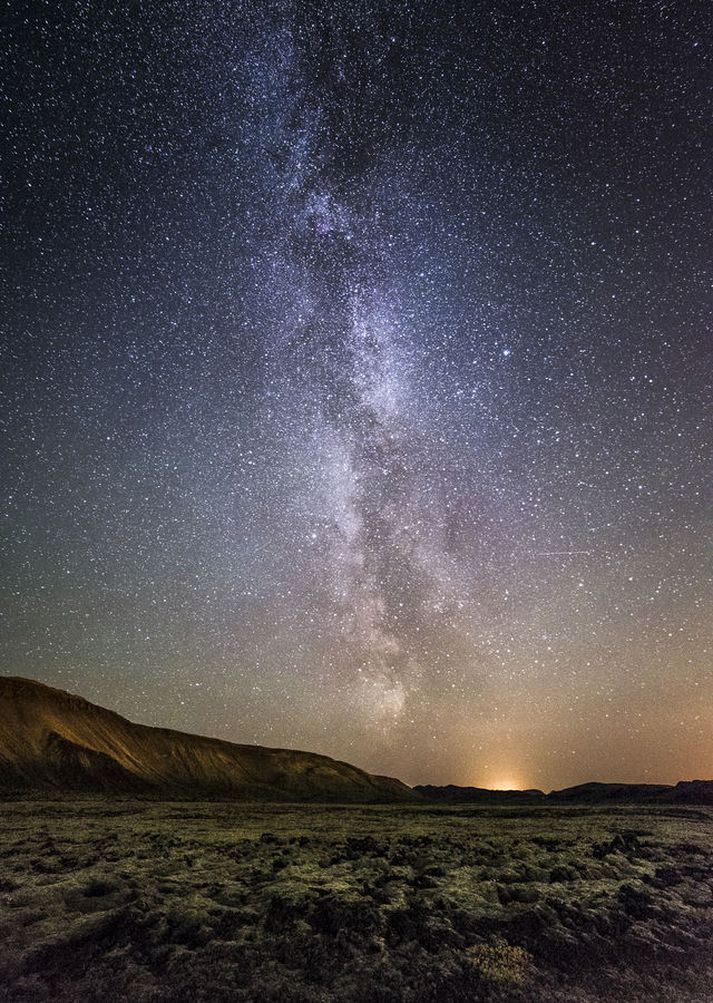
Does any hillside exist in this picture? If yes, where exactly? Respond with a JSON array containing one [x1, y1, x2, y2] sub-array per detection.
[[0, 676, 414, 802]]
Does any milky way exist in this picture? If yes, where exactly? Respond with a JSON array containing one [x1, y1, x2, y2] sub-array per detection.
[[2, 2, 712, 788]]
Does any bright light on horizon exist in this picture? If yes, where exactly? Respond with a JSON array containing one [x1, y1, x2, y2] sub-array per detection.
[[478, 774, 526, 791]]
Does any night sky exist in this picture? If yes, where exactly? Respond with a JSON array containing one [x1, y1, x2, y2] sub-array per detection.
[[2, 2, 712, 790]]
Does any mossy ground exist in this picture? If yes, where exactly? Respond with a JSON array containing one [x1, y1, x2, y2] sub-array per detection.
[[0, 800, 712, 1001]]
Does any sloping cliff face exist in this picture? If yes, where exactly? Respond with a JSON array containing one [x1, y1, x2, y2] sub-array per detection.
[[0, 676, 414, 802]]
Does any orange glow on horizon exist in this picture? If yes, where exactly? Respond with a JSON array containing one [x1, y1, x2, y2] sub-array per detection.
[[475, 772, 527, 791]]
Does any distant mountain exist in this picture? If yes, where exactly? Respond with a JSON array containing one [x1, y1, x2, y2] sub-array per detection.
[[547, 782, 673, 803], [417, 780, 713, 806], [0, 676, 414, 802], [413, 784, 546, 804], [2, 676, 711, 805], [662, 780, 713, 805]]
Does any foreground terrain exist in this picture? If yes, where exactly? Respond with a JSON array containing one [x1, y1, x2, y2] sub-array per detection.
[[0, 801, 712, 1002]]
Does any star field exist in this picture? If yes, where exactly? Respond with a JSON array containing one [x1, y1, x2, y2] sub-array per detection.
[[2, 1, 712, 789]]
